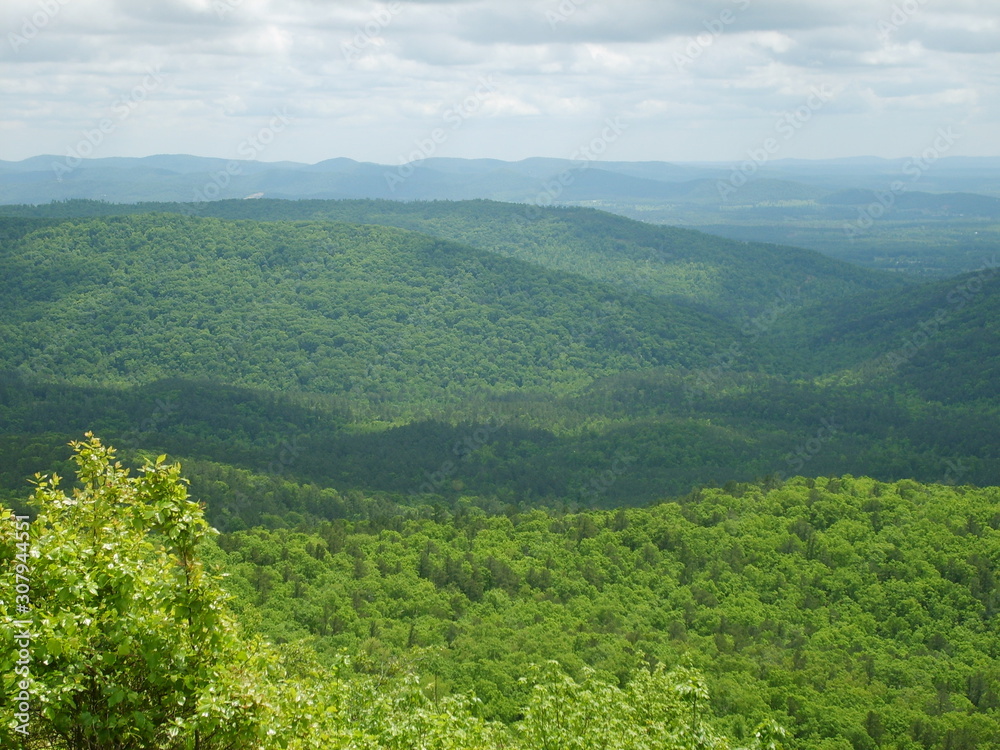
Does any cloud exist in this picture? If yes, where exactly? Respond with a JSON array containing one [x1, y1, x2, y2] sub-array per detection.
[[0, 0, 996, 163]]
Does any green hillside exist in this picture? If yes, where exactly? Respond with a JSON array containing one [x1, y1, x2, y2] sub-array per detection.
[[0, 199, 909, 320], [4, 368, 1000, 527], [2, 207, 999, 517], [5, 437, 1000, 749], [2, 195, 1000, 750], [768, 262, 1000, 403], [0, 214, 731, 398], [1, 436, 759, 750]]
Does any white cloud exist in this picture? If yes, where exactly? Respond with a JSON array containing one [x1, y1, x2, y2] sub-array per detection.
[[0, 0, 997, 162]]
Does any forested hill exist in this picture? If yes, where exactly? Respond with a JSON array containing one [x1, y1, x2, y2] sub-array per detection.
[[768, 259, 1000, 402], [2, 207, 1000, 511], [0, 213, 736, 396], [216, 473, 1000, 749], [2, 197, 1000, 748], [0, 198, 910, 320]]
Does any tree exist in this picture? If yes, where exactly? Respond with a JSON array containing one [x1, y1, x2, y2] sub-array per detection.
[[517, 661, 784, 750], [1, 434, 276, 749]]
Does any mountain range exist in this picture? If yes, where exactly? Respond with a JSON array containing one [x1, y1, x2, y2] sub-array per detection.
[[4, 153, 999, 278], [3, 178, 1000, 750], [1, 198, 998, 518], [3, 153, 999, 205]]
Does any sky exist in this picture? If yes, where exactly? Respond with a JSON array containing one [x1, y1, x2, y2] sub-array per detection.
[[1, 0, 998, 166]]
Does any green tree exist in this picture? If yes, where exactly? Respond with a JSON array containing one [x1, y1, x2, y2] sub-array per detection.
[[1, 434, 276, 749], [517, 661, 783, 750]]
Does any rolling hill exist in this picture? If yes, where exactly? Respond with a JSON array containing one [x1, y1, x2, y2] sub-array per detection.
[[2, 202, 999, 515], [3, 196, 1000, 750], [0, 213, 739, 397], [5, 153, 999, 278], [0, 198, 910, 321], [768, 261, 1000, 403]]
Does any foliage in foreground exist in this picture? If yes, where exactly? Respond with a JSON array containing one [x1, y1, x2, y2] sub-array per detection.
[[0, 435, 776, 748], [0, 435, 276, 748]]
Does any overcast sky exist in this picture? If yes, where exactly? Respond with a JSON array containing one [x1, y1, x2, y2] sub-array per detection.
[[2, 0, 998, 165]]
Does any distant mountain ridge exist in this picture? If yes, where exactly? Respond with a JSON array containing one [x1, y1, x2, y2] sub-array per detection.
[[3, 153, 999, 206], [5, 154, 1000, 281]]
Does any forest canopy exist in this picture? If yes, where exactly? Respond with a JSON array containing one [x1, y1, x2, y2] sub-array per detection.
[[1, 436, 783, 749]]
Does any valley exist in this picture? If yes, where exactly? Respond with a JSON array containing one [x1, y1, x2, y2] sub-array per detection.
[[2, 190, 999, 749]]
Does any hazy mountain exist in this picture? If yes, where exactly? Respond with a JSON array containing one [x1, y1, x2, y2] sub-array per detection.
[[7, 154, 999, 281], [4, 154, 998, 206]]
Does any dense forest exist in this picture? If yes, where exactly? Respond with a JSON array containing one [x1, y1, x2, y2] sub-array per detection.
[[3, 439, 999, 748], [1, 207, 998, 514], [0, 198, 908, 319], [0, 213, 734, 394], [2, 198, 999, 748], [1, 436, 778, 749], [217, 471, 1000, 748]]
